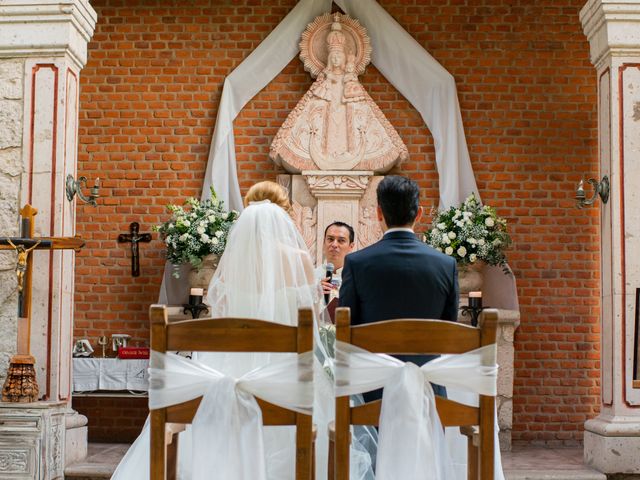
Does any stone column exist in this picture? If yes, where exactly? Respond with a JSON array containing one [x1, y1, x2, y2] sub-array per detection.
[[580, 0, 640, 473], [0, 0, 97, 469]]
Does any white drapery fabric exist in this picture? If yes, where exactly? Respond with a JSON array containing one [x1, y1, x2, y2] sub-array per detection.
[[158, 0, 332, 304], [161, 0, 484, 304], [334, 0, 479, 207], [202, 0, 333, 211], [149, 350, 314, 480], [203, 0, 478, 212], [334, 342, 498, 480]]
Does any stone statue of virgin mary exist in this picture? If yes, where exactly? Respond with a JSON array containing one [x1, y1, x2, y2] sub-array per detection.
[[270, 13, 408, 173]]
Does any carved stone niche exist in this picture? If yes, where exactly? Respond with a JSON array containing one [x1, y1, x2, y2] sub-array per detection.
[[280, 172, 384, 264]]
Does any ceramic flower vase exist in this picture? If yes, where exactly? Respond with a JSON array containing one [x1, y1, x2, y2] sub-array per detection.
[[188, 253, 221, 291], [457, 261, 484, 294]]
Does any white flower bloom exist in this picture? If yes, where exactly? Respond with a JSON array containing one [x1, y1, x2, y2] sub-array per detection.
[[215, 230, 223, 238], [448, 231, 456, 240], [442, 234, 451, 245], [437, 222, 446, 230], [469, 253, 477, 263], [211, 237, 220, 245], [179, 233, 189, 241], [196, 226, 205, 235], [468, 237, 477, 245], [200, 234, 210, 243], [183, 220, 191, 227], [445, 246, 454, 255], [453, 210, 461, 219], [478, 238, 485, 246], [457, 246, 467, 257], [208, 215, 216, 222], [436, 247, 443, 252], [485, 217, 495, 227]]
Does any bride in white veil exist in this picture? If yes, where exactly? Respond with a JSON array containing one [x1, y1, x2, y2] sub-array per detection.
[[112, 181, 372, 480]]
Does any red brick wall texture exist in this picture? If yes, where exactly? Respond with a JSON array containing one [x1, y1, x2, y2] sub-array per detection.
[[75, 0, 599, 445]]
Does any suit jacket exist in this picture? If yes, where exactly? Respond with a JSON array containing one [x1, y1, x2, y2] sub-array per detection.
[[339, 230, 459, 326]]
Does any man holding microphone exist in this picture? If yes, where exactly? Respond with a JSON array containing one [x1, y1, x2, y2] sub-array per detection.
[[319, 221, 355, 320]]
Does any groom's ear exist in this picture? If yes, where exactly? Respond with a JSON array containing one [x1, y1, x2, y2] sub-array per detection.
[[413, 206, 424, 226], [376, 205, 388, 231]]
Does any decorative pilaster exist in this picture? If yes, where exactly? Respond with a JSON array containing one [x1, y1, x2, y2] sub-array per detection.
[[0, 0, 97, 403], [580, 0, 640, 473], [0, 0, 97, 472]]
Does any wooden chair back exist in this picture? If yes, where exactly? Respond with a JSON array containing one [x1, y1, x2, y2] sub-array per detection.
[[333, 307, 498, 480], [149, 304, 314, 480]]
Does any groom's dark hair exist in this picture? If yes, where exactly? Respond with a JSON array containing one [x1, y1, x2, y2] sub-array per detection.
[[376, 175, 420, 227]]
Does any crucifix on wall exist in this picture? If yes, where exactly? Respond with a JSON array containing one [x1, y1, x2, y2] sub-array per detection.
[[0, 204, 84, 402], [118, 222, 152, 277]]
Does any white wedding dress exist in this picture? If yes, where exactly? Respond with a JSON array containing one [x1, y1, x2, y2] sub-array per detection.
[[112, 201, 374, 480]]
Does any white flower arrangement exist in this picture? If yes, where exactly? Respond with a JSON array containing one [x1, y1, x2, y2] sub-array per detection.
[[424, 193, 511, 271], [154, 188, 238, 277]]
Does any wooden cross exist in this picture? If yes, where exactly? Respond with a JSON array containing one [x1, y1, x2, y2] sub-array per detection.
[[117, 222, 152, 277], [0, 204, 84, 402]]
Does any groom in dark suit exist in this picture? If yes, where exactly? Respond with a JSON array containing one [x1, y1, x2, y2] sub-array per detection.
[[339, 175, 459, 397]]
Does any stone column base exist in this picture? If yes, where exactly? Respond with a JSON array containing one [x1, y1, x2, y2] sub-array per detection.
[[65, 410, 88, 466], [584, 416, 640, 474], [0, 401, 66, 479]]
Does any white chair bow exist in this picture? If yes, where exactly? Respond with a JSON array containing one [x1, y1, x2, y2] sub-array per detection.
[[149, 350, 314, 480], [334, 342, 498, 480]]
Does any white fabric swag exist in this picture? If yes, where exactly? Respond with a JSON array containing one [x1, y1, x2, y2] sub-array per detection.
[[160, 0, 483, 304], [149, 350, 315, 480], [334, 342, 498, 480], [203, 0, 479, 211]]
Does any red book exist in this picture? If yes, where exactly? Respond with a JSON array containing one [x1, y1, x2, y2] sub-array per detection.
[[117, 347, 150, 359]]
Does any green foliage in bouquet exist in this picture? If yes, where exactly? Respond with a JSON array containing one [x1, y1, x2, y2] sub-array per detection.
[[424, 193, 512, 271], [154, 187, 238, 276]]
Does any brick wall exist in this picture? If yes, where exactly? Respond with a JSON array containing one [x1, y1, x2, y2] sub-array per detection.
[[75, 0, 599, 445], [73, 395, 148, 443]]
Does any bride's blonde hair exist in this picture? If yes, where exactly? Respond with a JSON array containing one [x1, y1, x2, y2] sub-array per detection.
[[244, 181, 291, 212]]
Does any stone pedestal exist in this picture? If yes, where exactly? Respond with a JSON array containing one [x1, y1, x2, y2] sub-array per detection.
[[0, 0, 97, 473], [580, 0, 640, 474], [458, 307, 520, 451], [0, 401, 66, 479]]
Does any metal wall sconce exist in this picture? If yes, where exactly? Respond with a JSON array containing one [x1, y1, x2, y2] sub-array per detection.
[[575, 175, 609, 209], [66, 174, 100, 207]]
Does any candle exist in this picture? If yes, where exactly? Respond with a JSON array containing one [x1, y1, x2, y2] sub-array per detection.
[[468, 291, 482, 309], [190, 288, 204, 296]]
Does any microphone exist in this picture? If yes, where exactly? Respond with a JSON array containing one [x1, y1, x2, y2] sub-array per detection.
[[324, 262, 334, 304]]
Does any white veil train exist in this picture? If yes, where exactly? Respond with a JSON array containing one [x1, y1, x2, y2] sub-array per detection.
[[113, 200, 374, 479]]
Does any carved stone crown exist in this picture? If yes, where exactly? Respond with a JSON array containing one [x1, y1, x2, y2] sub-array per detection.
[[327, 14, 347, 52]]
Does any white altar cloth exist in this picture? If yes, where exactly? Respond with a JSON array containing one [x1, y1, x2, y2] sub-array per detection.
[[72, 358, 149, 392]]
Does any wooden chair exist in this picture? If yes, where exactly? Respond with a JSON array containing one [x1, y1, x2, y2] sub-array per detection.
[[149, 304, 314, 480], [331, 307, 498, 480]]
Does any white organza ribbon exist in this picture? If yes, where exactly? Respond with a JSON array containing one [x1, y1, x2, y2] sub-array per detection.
[[334, 342, 498, 480], [149, 351, 314, 480]]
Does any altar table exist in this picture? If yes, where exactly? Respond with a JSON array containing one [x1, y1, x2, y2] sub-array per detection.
[[72, 358, 149, 392]]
